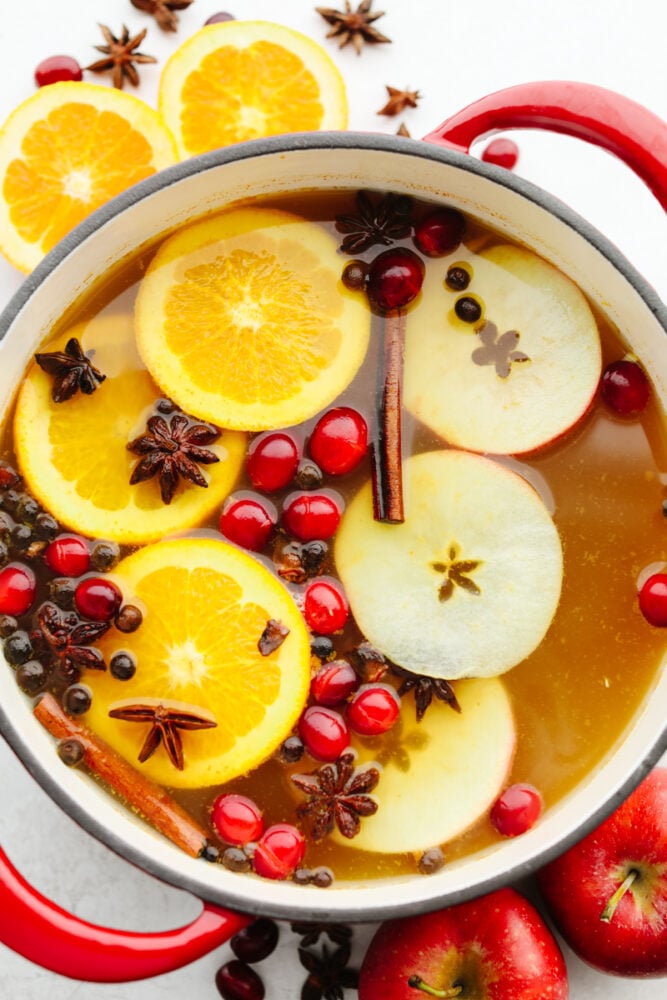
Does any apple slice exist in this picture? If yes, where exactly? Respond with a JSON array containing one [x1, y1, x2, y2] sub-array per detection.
[[404, 242, 602, 454], [335, 449, 562, 679], [334, 677, 516, 854]]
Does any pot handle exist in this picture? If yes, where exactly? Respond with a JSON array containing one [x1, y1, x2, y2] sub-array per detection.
[[422, 81, 667, 211], [0, 843, 250, 983]]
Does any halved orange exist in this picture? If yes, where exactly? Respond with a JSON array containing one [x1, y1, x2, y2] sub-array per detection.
[[84, 537, 311, 788], [0, 82, 177, 273], [158, 20, 347, 157], [135, 207, 371, 430], [13, 312, 246, 544]]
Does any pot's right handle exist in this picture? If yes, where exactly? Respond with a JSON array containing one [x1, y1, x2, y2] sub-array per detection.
[[422, 81, 667, 211]]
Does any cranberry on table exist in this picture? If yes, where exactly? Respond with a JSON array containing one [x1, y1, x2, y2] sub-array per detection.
[[308, 407, 368, 476], [303, 578, 349, 634], [600, 359, 651, 416], [74, 577, 122, 621], [481, 137, 520, 170], [347, 683, 400, 736], [230, 917, 279, 964], [282, 492, 341, 541], [0, 563, 36, 616], [246, 431, 300, 492], [212, 793, 264, 845], [205, 12, 236, 24], [215, 959, 265, 1000], [413, 207, 466, 257], [639, 572, 667, 626], [311, 659, 359, 705], [44, 534, 90, 577], [299, 705, 350, 761], [220, 495, 277, 551], [490, 782, 543, 837], [253, 823, 306, 880], [34, 55, 83, 87], [366, 247, 425, 312]]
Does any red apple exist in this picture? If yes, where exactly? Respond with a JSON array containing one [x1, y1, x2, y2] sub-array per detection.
[[538, 766, 667, 977], [358, 887, 568, 999]]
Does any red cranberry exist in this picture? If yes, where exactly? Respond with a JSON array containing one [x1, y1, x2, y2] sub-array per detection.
[[246, 432, 299, 492], [490, 783, 543, 837], [311, 659, 359, 705], [347, 683, 400, 736], [308, 407, 368, 476], [639, 572, 667, 626], [298, 705, 349, 761], [0, 563, 37, 616], [413, 208, 465, 257], [74, 577, 122, 621], [366, 248, 425, 312], [34, 55, 83, 87], [253, 824, 305, 880], [481, 138, 519, 170], [211, 794, 264, 845], [205, 12, 236, 24], [215, 959, 264, 1000], [282, 493, 341, 541], [601, 359, 651, 416], [230, 918, 279, 964], [44, 534, 90, 577], [303, 578, 349, 634], [220, 496, 277, 551]]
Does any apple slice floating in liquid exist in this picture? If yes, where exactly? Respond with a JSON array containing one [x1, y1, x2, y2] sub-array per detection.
[[404, 243, 602, 454]]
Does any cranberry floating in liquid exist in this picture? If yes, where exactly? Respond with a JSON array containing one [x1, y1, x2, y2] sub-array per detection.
[[490, 783, 543, 837], [601, 359, 651, 415], [413, 207, 466, 256], [308, 407, 368, 476], [367, 248, 424, 312]]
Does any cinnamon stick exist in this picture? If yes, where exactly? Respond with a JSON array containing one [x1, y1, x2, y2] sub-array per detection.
[[372, 309, 406, 522], [34, 692, 209, 858]]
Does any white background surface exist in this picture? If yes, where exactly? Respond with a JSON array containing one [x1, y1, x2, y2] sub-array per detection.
[[0, 0, 665, 997]]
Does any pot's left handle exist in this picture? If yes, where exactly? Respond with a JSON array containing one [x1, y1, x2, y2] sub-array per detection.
[[0, 843, 250, 983]]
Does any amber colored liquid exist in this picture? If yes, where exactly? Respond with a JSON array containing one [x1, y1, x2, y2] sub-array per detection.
[[2, 191, 666, 882]]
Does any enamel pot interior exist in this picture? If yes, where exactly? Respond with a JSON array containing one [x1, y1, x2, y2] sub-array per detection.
[[1, 133, 666, 923]]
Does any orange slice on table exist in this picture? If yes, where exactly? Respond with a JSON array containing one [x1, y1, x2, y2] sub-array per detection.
[[0, 82, 177, 273], [135, 207, 371, 430], [158, 20, 347, 157], [84, 537, 311, 789], [13, 312, 246, 544]]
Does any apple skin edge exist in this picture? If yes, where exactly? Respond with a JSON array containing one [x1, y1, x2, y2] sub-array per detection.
[[358, 886, 568, 999], [537, 767, 667, 977]]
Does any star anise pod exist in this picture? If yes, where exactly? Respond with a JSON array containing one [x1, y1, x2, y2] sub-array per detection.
[[130, 0, 193, 32], [292, 751, 379, 840], [377, 86, 421, 117], [108, 699, 216, 769], [335, 190, 413, 255], [34, 337, 106, 403], [86, 24, 157, 89], [393, 666, 461, 722], [316, 1, 391, 55], [290, 922, 353, 949], [37, 602, 110, 680], [299, 943, 359, 1000], [127, 410, 220, 505]]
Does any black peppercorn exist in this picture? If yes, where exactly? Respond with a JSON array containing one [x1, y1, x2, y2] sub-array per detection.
[[341, 260, 368, 292], [57, 738, 85, 767], [114, 604, 143, 633], [16, 659, 48, 694], [3, 630, 33, 665], [280, 734, 305, 763], [90, 539, 120, 572], [310, 635, 335, 661], [445, 265, 471, 291], [48, 577, 77, 610], [454, 295, 483, 323], [63, 683, 92, 716], [110, 651, 136, 680], [33, 512, 59, 541]]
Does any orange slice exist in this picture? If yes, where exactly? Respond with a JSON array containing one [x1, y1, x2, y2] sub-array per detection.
[[13, 312, 246, 544], [0, 82, 178, 273], [135, 207, 371, 430], [158, 20, 347, 157], [84, 537, 311, 788]]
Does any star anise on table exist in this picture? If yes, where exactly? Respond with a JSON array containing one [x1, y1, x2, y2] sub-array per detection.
[[292, 751, 379, 840], [392, 666, 461, 722], [316, 1, 391, 55], [290, 922, 353, 949], [335, 190, 413, 254], [37, 603, 110, 681], [130, 0, 193, 32], [377, 85, 421, 117], [86, 24, 157, 89], [34, 337, 106, 403], [127, 410, 220, 505], [108, 700, 217, 769], [299, 943, 359, 1000]]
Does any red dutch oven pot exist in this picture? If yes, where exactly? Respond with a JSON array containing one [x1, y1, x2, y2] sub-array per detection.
[[0, 81, 666, 983]]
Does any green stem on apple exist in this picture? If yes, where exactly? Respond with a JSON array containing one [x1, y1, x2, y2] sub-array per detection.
[[407, 974, 463, 997], [600, 868, 639, 923]]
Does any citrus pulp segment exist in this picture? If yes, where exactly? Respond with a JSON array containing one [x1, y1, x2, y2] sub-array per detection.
[[158, 20, 347, 157], [83, 537, 312, 789], [134, 208, 372, 430], [335, 449, 563, 679], [13, 314, 246, 544], [0, 82, 178, 273]]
